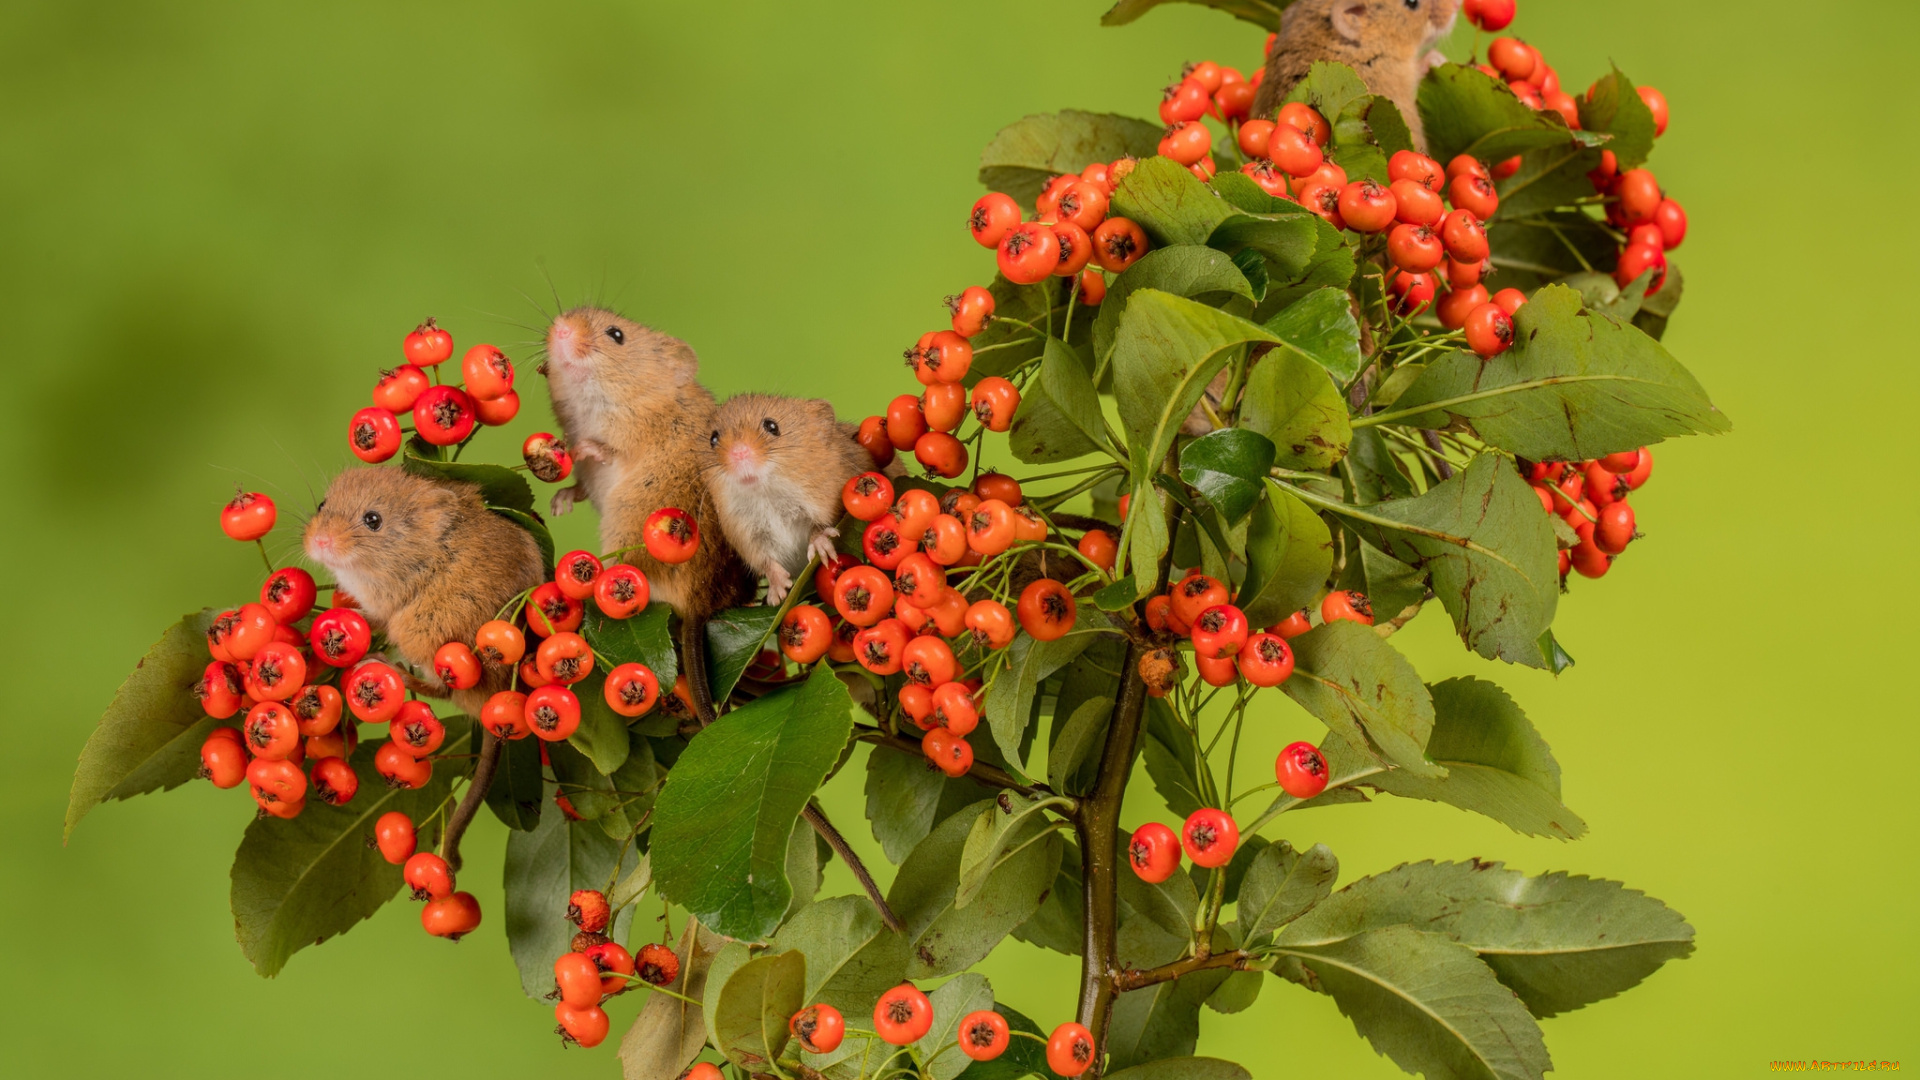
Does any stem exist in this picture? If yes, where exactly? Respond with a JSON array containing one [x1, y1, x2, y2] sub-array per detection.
[[1076, 640, 1150, 1075], [1114, 948, 1254, 991], [1421, 430, 1456, 480], [439, 730, 501, 871], [804, 800, 905, 934], [254, 539, 274, 576]]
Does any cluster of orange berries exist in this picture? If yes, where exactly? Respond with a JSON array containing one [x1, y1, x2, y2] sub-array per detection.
[[547, 888, 682, 1049], [344, 318, 522, 462], [774, 986, 1099, 1075], [1527, 446, 1654, 581]]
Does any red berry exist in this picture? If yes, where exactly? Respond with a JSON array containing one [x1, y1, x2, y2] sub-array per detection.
[[874, 984, 934, 1045], [592, 564, 651, 619], [198, 729, 249, 788], [522, 432, 574, 483], [480, 690, 530, 741], [1266, 122, 1324, 179], [958, 1010, 1011, 1061], [1159, 78, 1210, 124], [1449, 173, 1500, 220], [1388, 223, 1445, 273], [404, 851, 454, 901], [1277, 101, 1331, 145], [1047, 1022, 1097, 1077], [1464, 303, 1516, 359], [221, 491, 276, 542], [348, 407, 403, 463], [1092, 217, 1148, 273], [372, 365, 430, 412], [642, 508, 700, 565], [1182, 807, 1240, 868], [422, 891, 482, 940], [473, 390, 519, 426], [403, 317, 454, 366], [923, 727, 974, 778], [554, 952, 604, 1008], [1488, 38, 1538, 82], [1237, 633, 1295, 687], [412, 384, 477, 446], [243, 701, 301, 760], [1128, 822, 1182, 883], [1654, 198, 1687, 250], [1638, 85, 1670, 136], [343, 661, 404, 722], [1594, 501, 1636, 554], [1390, 177, 1444, 226], [244, 641, 306, 702], [833, 565, 895, 628], [1321, 590, 1373, 626], [600, 662, 659, 718], [1276, 741, 1330, 798], [375, 740, 432, 789], [248, 755, 307, 806], [997, 221, 1060, 285], [525, 684, 582, 741], [1492, 288, 1528, 315], [1615, 243, 1668, 293], [853, 618, 911, 676], [791, 1003, 846, 1055], [969, 192, 1021, 248], [1158, 120, 1211, 165], [460, 344, 514, 400], [635, 942, 680, 986], [931, 681, 980, 736], [1332, 179, 1393, 233], [1440, 209, 1490, 263], [535, 631, 595, 686], [1190, 604, 1249, 660], [1017, 579, 1077, 642], [374, 811, 416, 864], [1169, 574, 1229, 630], [1463, 0, 1515, 31], [552, 550, 602, 602], [914, 431, 969, 479], [390, 700, 447, 758], [947, 285, 996, 337], [311, 756, 358, 805], [964, 599, 1015, 651], [843, 472, 895, 522], [856, 415, 894, 469]]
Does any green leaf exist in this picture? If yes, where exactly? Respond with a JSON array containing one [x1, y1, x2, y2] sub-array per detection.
[[1094, 576, 1137, 612], [1257, 214, 1357, 314], [600, 731, 660, 842], [985, 633, 1093, 764], [979, 110, 1164, 205], [1335, 535, 1427, 631], [1013, 838, 1087, 957], [889, 800, 1061, 978], [958, 793, 1074, 908], [1195, 834, 1270, 909], [1109, 156, 1237, 247], [701, 941, 753, 1050], [1364, 677, 1586, 839], [705, 604, 782, 706], [1420, 63, 1582, 167], [1280, 621, 1440, 776], [1010, 337, 1113, 465], [546, 737, 618, 821], [1206, 965, 1265, 1014], [491, 505, 555, 567], [1118, 840, 1201, 941], [1143, 698, 1206, 817], [1577, 67, 1657, 171], [1537, 629, 1576, 674], [1274, 925, 1552, 1080], [1107, 1059, 1253, 1080], [1239, 342, 1351, 472], [67, 609, 218, 840], [581, 602, 677, 684], [1342, 428, 1417, 504], [1485, 211, 1617, 291], [1284, 63, 1413, 183], [1212, 170, 1310, 216], [229, 723, 469, 977], [713, 950, 805, 1073], [1236, 481, 1333, 629], [1281, 861, 1694, 1019], [1315, 454, 1560, 666], [1179, 429, 1276, 524], [567, 672, 632, 777], [1093, 245, 1256, 380], [401, 453, 535, 513], [1106, 933, 1231, 1069], [916, 973, 998, 1080], [954, 1005, 1052, 1080], [1208, 212, 1318, 279], [1047, 695, 1113, 795], [1236, 840, 1339, 944], [1099, 0, 1284, 30], [1230, 247, 1269, 304], [503, 781, 639, 997], [773, 895, 905, 1021], [968, 275, 1058, 383], [783, 807, 822, 919], [1494, 143, 1603, 222], [1381, 285, 1731, 459], [651, 667, 854, 941], [609, 851, 653, 909], [619, 919, 724, 1080], [1633, 260, 1684, 341], [1260, 285, 1364, 382], [864, 739, 986, 864], [1282, 61, 1373, 127], [485, 733, 544, 831]]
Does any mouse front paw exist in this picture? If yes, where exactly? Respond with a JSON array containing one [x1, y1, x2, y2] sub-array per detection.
[[808, 529, 841, 567], [764, 563, 794, 606], [551, 486, 579, 517]]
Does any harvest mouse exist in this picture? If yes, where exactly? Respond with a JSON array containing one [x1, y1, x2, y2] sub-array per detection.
[[1251, 0, 1459, 152], [704, 393, 871, 605], [302, 467, 547, 716], [541, 306, 753, 717]]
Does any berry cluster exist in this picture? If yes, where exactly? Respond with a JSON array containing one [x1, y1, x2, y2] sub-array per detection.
[[1528, 446, 1654, 581], [546, 888, 682, 1048], [774, 986, 1098, 1076], [348, 318, 523, 462]]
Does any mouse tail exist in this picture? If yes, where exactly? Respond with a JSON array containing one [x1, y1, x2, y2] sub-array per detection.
[[680, 616, 718, 725]]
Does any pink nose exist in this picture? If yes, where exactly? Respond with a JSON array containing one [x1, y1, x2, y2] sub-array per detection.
[[729, 444, 755, 467], [312, 533, 331, 550]]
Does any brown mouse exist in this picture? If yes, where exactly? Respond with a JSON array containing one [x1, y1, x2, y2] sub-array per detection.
[[302, 467, 547, 717], [1251, 0, 1459, 153], [541, 306, 753, 716], [704, 393, 871, 605]]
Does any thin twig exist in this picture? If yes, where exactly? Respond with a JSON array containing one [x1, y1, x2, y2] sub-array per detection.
[[802, 801, 905, 935], [440, 730, 501, 872]]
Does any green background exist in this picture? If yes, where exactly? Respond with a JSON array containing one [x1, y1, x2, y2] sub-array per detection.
[[4, 0, 1913, 1074]]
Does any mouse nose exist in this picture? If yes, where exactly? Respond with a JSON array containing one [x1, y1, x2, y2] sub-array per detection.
[[546, 316, 581, 363], [728, 443, 760, 476]]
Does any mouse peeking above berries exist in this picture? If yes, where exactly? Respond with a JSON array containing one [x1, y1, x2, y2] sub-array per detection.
[[1251, 0, 1460, 152]]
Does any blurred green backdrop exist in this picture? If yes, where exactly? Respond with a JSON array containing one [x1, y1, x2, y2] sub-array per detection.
[[4, 0, 1915, 1075]]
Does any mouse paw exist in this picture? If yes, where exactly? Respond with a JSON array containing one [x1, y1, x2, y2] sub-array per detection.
[[551, 487, 578, 517], [808, 529, 841, 567], [764, 563, 793, 606]]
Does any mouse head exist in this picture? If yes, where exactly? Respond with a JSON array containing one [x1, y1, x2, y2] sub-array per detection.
[[1321, 0, 1458, 53], [304, 468, 473, 619], [543, 307, 699, 422], [706, 393, 839, 488]]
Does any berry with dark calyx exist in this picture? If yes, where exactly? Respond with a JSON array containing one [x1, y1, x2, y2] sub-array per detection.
[[480, 690, 530, 740], [412, 384, 477, 446], [568, 889, 612, 933], [1276, 741, 1330, 798], [390, 700, 446, 758], [1092, 217, 1149, 273], [1464, 302, 1516, 359], [248, 757, 307, 805], [1047, 1022, 1097, 1078], [874, 984, 934, 1045], [1128, 821, 1182, 883], [375, 740, 432, 789], [460, 344, 514, 400], [373, 811, 416, 864], [535, 631, 595, 685], [527, 582, 584, 638], [524, 684, 582, 741], [433, 641, 482, 691], [554, 952, 604, 1009], [965, 599, 1015, 650], [260, 567, 317, 624], [642, 507, 701, 565], [223, 602, 277, 662], [1595, 501, 1637, 554], [592, 563, 650, 619], [958, 1010, 1011, 1061], [1322, 589, 1374, 626], [1272, 607, 1313, 639], [947, 285, 995, 337], [554, 550, 603, 601], [1338, 179, 1397, 232], [244, 701, 301, 760], [584, 941, 635, 995], [853, 618, 910, 676], [604, 662, 661, 717], [1138, 647, 1179, 698], [221, 491, 276, 541], [473, 390, 518, 426], [554, 1002, 610, 1049], [857, 415, 894, 468], [310, 606, 372, 668], [997, 221, 1060, 285], [969, 191, 1021, 248], [914, 431, 969, 479], [1169, 573, 1229, 630], [422, 891, 482, 940], [634, 942, 681, 987], [791, 1004, 847, 1055], [343, 660, 405, 722], [403, 317, 454, 366], [971, 376, 1020, 432], [1388, 223, 1445, 273], [198, 729, 248, 788], [243, 640, 306, 702], [923, 727, 974, 778], [196, 661, 245, 719], [523, 432, 574, 483], [1182, 807, 1240, 869], [1237, 633, 1295, 687], [1450, 172, 1500, 219], [311, 756, 359, 805], [1017, 579, 1077, 642], [404, 851, 454, 901], [1190, 603, 1249, 660], [1440, 209, 1490, 263], [1277, 101, 1331, 145], [372, 365, 430, 412]]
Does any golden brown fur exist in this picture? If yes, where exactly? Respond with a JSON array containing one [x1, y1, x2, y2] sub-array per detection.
[[302, 467, 546, 716], [1251, 0, 1459, 153]]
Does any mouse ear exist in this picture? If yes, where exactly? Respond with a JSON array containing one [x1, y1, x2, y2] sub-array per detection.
[[1331, 1, 1369, 42]]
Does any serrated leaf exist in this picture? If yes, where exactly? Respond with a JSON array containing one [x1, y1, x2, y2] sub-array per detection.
[[1578, 67, 1656, 171], [1485, 211, 1617, 291], [705, 604, 782, 706], [1109, 155, 1237, 247], [1093, 245, 1255, 381], [1335, 534, 1427, 631], [1118, 842, 1201, 941], [1236, 481, 1333, 629], [1192, 834, 1270, 909], [968, 275, 1058, 383], [979, 110, 1164, 205], [1236, 840, 1339, 943], [1282, 861, 1694, 1019], [1280, 621, 1439, 776], [1208, 212, 1318, 279], [985, 633, 1093, 763], [229, 724, 468, 976], [1536, 629, 1575, 674], [1106, 932, 1230, 1069], [889, 801, 1061, 978], [503, 780, 639, 997], [1010, 337, 1113, 465], [547, 737, 618, 821], [864, 739, 984, 864], [1315, 454, 1560, 665], [1094, 577, 1138, 612], [68, 609, 219, 840], [486, 732, 544, 831], [1380, 285, 1730, 460], [1282, 61, 1373, 125], [1329, 95, 1415, 184], [599, 732, 659, 842], [1099, 0, 1284, 30], [1013, 837, 1087, 957], [609, 852, 652, 910], [1260, 284, 1364, 382], [1257, 214, 1357, 314], [1342, 428, 1416, 504], [582, 602, 678, 684], [957, 792, 1070, 908], [714, 950, 805, 1072], [773, 895, 903, 1021], [1420, 63, 1581, 167], [1205, 967, 1264, 1014], [1179, 429, 1277, 523], [1240, 339, 1351, 471], [1494, 142, 1603, 221], [619, 918, 723, 1080], [651, 667, 854, 941], [401, 453, 536, 513], [1274, 925, 1551, 1080], [1212, 170, 1309, 216]]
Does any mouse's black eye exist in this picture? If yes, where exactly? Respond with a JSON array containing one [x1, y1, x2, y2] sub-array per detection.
[[1404, 0, 1419, 8], [315, 499, 327, 512], [710, 431, 720, 449], [362, 510, 382, 531], [604, 325, 624, 345], [762, 418, 780, 437]]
